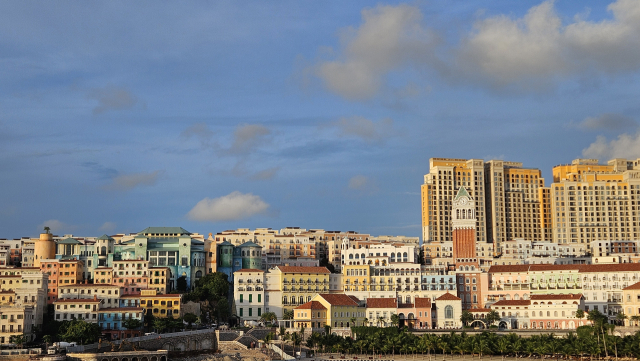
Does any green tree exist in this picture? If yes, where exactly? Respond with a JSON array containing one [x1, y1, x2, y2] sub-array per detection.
[[43, 334, 52, 350], [123, 318, 143, 331], [496, 337, 511, 361], [176, 276, 188, 292], [260, 311, 278, 325], [390, 313, 400, 327], [350, 317, 357, 327], [153, 318, 168, 334], [616, 312, 628, 326], [460, 310, 474, 327], [485, 310, 501, 327], [183, 313, 198, 328], [9, 334, 28, 349], [58, 320, 102, 345], [319, 257, 336, 273], [283, 309, 294, 320]]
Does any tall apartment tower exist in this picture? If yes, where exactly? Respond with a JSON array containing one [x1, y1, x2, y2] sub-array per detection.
[[551, 158, 640, 253], [484, 160, 550, 255], [421, 158, 487, 245], [452, 187, 477, 266]]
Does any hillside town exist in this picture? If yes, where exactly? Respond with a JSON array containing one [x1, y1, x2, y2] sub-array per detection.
[[2, 157, 640, 349]]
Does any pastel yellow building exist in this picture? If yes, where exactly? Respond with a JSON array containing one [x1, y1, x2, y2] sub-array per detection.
[[622, 281, 640, 326], [273, 266, 330, 311], [149, 267, 170, 294], [293, 301, 327, 329], [93, 267, 113, 284], [310, 293, 365, 328], [140, 289, 181, 319], [58, 260, 83, 285], [342, 264, 370, 292]]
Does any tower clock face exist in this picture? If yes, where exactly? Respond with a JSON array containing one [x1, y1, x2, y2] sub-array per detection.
[[459, 197, 468, 205]]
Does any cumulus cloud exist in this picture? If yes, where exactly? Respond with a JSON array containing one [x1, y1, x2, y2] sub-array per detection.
[[38, 219, 74, 234], [582, 132, 640, 160], [454, 0, 640, 89], [88, 84, 140, 115], [104, 170, 163, 191], [576, 113, 636, 130], [186, 191, 270, 222], [311, 0, 640, 97], [181, 123, 214, 147], [98, 222, 117, 234], [313, 4, 439, 100], [229, 124, 270, 154], [332, 116, 394, 142], [250, 167, 279, 181]]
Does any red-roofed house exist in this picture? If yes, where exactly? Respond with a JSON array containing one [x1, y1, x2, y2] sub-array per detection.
[[490, 294, 585, 330], [365, 297, 397, 327], [293, 301, 327, 329], [312, 293, 365, 328], [435, 292, 462, 328]]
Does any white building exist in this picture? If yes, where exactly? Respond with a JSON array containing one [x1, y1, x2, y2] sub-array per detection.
[[234, 269, 265, 323]]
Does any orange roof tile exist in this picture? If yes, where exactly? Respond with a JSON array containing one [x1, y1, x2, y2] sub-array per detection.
[[624, 281, 640, 290], [491, 300, 530, 307], [579, 263, 640, 273], [295, 301, 327, 310], [488, 265, 529, 273], [54, 299, 101, 303], [468, 308, 491, 313], [366, 298, 397, 308], [435, 292, 461, 301], [277, 266, 330, 274], [529, 264, 581, 271], [414, 297, 432, 308], [318, 294, 358, 306]]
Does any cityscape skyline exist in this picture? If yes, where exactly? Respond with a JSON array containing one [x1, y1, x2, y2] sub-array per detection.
[[2, 1, 640, 239]]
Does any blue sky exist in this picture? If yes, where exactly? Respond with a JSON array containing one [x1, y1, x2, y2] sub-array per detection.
[[2, 0, 640, 239]]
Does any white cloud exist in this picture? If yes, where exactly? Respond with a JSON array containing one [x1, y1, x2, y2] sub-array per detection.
[[38, 219, 74, 234], [98, 222, 117, 234], [88, 84, 140, 115], [187, 191, 270, 222], [312, 0, 640, 97], [229, 124, 270, 154], [333, 116, 394, 142], [104, 170, 163, 191], [582, 132, 640, 160], [577, 113, 636, 130], [313, 4, 438, 100], [455, 0, 640, 89]]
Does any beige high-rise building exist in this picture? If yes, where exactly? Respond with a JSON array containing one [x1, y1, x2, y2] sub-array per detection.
[[421, 158, 487, 245], [485, 160, 550, 254], [551, 158, 640, 252], [421, 158, 550, 256]]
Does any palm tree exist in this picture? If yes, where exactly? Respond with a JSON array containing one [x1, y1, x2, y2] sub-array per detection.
[[378, 316, 385, 327], [291, 332, 303, 357], [363, 317, 369, 327], [616, 312, 628, 326], [630, 315, 640, 327], [390, 313, 400, 327], [350, 317, 357, 327], [496, 337, 511, 361]]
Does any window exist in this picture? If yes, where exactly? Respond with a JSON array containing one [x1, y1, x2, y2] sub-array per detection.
[[239, 308, 243, 316], [445, 305, 453, 319], [258, 294, 261, 303], [240, 295, 243, 303], [249, 294, 253, 303]]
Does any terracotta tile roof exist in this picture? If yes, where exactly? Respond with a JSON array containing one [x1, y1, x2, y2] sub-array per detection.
[[414, 297, 432, 308], [295, 301, 327, 310], [348, 295, 360, 304], [530, 294, 582, 300], [624, 281, 640, 290], [277, 266, 330, 274], [579, 263, 640, 273], [468, 308, 491, 313], [234, 269, 264, 273], [318, 294, 358, 306], [435, 292, 461, 301], [488, 265, 529, 273], [491, 300, 530, 307], [366, 298, 397, 308]]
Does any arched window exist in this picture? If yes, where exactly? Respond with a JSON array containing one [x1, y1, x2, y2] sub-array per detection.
[[445, 305, 454, 319], [195, 270, 202, 278]]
